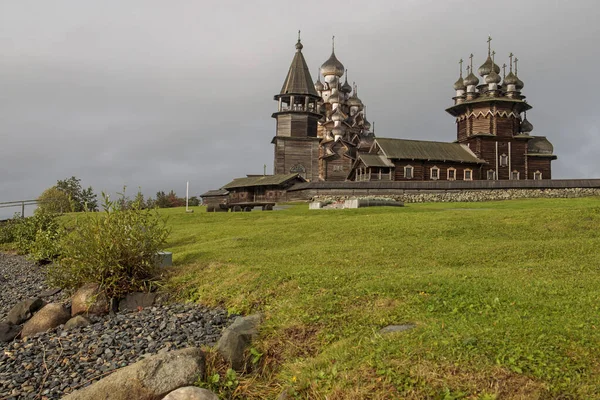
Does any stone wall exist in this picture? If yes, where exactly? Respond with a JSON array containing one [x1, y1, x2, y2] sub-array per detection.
[[310, 188, 600, 204]]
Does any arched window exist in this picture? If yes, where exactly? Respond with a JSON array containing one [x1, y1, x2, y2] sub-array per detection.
[[404, 165, 413, 179], [533, 170, 542, 180], [487, 170, 496, 180], [511, 170, 520, 180], [430, 166, 440, 180]]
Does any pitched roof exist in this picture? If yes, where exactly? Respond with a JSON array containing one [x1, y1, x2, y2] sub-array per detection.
[[222, 173, 306, 189], [200, 189, 229, 197], [280, 49, 319, 97], [375, 138, 485, 164], [358, 154, 395, 168]]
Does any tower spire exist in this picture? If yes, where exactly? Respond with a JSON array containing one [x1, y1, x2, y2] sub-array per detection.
[[295, 30, 303, 51]]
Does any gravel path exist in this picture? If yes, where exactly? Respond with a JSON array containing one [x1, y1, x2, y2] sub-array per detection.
[[0, 253, 235, 399]]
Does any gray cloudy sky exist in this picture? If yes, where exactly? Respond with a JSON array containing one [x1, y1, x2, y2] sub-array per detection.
[[1, 0, 599, 216]]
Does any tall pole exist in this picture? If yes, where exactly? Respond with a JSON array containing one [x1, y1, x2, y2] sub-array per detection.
[[186, 181, 189, 211]]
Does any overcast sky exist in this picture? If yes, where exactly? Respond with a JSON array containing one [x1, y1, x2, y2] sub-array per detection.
[[1, 0, 599, 216]]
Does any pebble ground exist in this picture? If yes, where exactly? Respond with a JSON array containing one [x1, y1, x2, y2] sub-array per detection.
[[0, 252, 235, 399]]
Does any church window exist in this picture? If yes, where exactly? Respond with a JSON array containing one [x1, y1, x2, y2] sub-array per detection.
[[404, 165, 413, 179], [487, 170, 496, 180], [533, 170, 543, 180], [511, 170, 520, 180], [499, 154, 509, 167], [447, 168, 456, 181], [430, 166, 440, 180], [464, 169, 473, 181]]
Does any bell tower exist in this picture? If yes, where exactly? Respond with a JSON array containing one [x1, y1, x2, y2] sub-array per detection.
[[271, 32, 322, 181]]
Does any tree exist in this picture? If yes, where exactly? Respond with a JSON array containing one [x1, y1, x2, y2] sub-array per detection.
[[56, 176, 98, 212], [37, 187, 73, 214]]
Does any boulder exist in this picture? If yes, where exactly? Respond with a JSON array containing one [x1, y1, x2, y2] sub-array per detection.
[[62, 347, 206, 400], [0, 322, 20, 342], [21, 303, 70, 338], [65, 315, 91, 330], [6, 298, 45, 325], [118, 292, 157, 312], [71, 283, 110, 316], [163, 387, 219, 400], [216, 314, 261, 371]]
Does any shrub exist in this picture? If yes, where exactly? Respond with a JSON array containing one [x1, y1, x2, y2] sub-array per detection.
[[48, 192, 170, 299], [0, 215, 19, 244], [37, 186, 73, 214], [12, 211, 63, 261]]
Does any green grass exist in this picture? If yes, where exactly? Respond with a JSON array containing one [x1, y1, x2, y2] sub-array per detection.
[[163, 198, 600, 399]]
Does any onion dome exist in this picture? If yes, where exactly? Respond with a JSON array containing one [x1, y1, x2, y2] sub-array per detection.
[[515, 75, 524, 91], [520, 115, 533, 134], [314, 78, 324, 91], [331, 126, 343, 136], [321, 37, 345, 77], [341, 75, 352, 94], [347, 93, 362, 107], [328, 90, 341, 104], [478, 55, 501, 77], [504, 71, 518, 86], [331, 107, 345, 122], [485, 69, 501, 84], [463, 71, 479, 87], [454, 75, 466, 90], [527, 137, 554, 154]]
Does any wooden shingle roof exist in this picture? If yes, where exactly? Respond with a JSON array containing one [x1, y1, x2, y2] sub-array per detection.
[[357, 154, 395, 168], [222, 173, 305, 189], [375, 138, 485, 164], [280, 46, 319, 97]]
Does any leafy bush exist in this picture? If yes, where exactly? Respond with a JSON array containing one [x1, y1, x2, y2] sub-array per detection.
[[37, 186, 74, 214], [0, 215, 20, 244], [12, 211, 63, 262], [48, 192, 170, 299]]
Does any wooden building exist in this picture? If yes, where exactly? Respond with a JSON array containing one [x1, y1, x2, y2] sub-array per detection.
[[348, 138, 485, 181], [271, 35, 556, 183]]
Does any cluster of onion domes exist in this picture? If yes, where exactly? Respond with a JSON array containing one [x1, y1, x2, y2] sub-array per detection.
[[453, 38, 526, 98]]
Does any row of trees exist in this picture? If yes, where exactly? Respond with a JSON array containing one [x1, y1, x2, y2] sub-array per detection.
[[36, 177, 200, 214]]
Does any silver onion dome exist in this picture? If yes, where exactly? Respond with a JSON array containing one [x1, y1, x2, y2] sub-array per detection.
[[463, 71, 479, 86], [485, 70, 501, 84], [320, 51, 345, 77], [454, 76, 466, 90], [520, 116, 534, 133], [478, 55, 501, 77]]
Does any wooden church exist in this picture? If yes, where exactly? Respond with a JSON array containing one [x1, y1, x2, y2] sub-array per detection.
[[272, 35, 556, 182]]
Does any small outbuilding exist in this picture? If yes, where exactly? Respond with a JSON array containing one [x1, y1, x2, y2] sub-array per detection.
[[200, 189, 229, 212]]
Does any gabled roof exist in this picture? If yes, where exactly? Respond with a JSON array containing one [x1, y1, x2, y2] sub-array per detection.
[[375, 138, 485, 164], [280, 47, 319, 97], [200, 189, 229, 197], [222, 173, 306, 189], [358, 154, 395, 168]]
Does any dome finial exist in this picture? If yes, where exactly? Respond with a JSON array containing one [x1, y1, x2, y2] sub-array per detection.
[[332, 35, 335, 53], [487, 35, 492, 56], [502, 63, 506, 80], [469, 53, 474, 71], [509, 53, 514, 73], [459, 58, 464, 78], [514, 57, 519, 76], [295, 30, 303, 51]]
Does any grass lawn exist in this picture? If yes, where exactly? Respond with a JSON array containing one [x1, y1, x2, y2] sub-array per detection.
[[163, 198, 600, 399]]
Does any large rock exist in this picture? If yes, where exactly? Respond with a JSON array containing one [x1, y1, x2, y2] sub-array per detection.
[[118, 292, 157, 312], [63, 347, 206, 400], [0, 322, 20, 342], [21, 303, 70, 338], [64, 315, 91, 330], [71, 283, 110, 316], [216, 314, 261, 371], [163, 387, 219, 400], [6, 298, 45, 325]]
